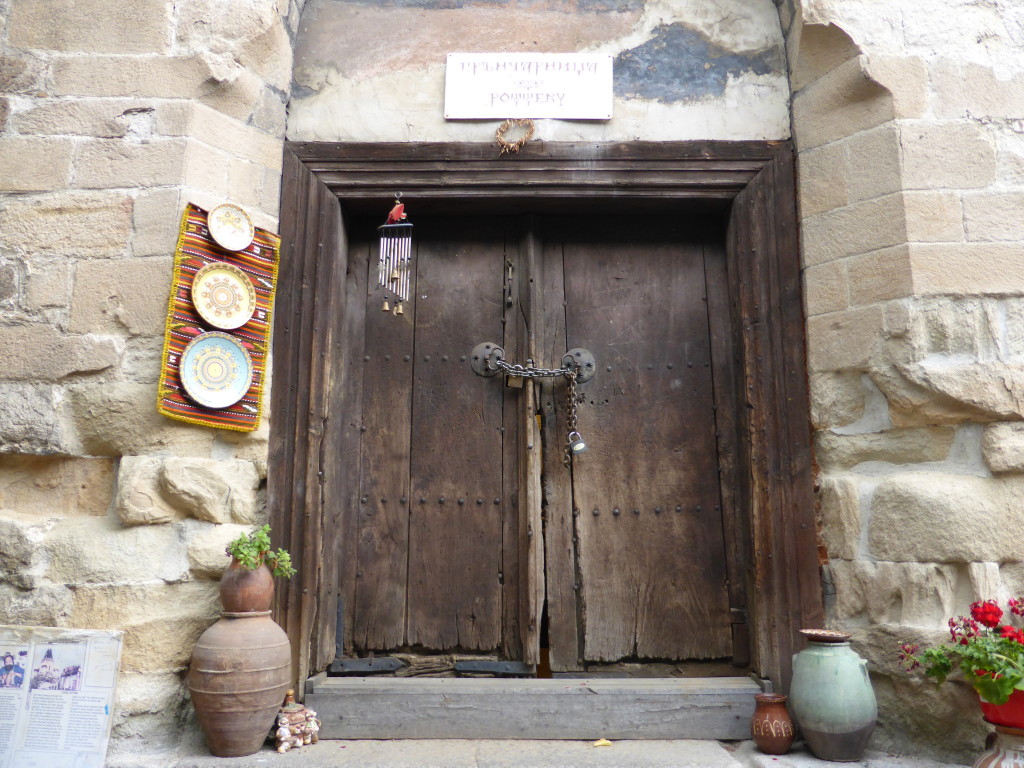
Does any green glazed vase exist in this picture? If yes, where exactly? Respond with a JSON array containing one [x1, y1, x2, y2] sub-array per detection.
[[789, 629, 877, 762]]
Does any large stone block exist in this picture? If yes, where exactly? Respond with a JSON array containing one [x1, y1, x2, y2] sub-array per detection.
[[904, 191, 964, 244], [73, 138, 187, 190], [801, 194, 907, 267], [161, 458, 261, 524], [802, 259, 848, 317], [24, 260, 72, 311], [69, 256, 171, 336], [45, 516, 190, 585], [113, 456, 180, 526], [904, 298, 999, 361], [910, 243, 1024, 296], [892, 361, 1024, 422], [0, 325, 120, 381], [808, 371, 866, 430], [806, 305, 884, 372], [817, 474, 860, 560], [792, 57, 894, 151], [983, 423, 1024, 474], [868, 473, 1024, 562], [130, 187, 182, 258], [932, 60, 1024, 121], [0, 582, 72, 626], [815, 426, 955, 470], [10, 99, 145, 138], [0, 384, 68, 455], [0, 54, 42, 94], [156, 98, 284, 168], [65, 381, 216, 457], [182, 140, 230, 199], [109, 671, 189, 753], [51, 54, 213, 98], [0, 456, 116, 517], [963, 191, 1024, 242], [238, 16, 295, 93], [0, 191, 133, 258], [0, 513, 56, 589], [8, 0, 171, 54], [829, 559, 959, 627], [901, 121, 997, 190], [861, 55, 928, 120], [197, 68, 265, 124], [68, 580, 219, 673], [187, 522, 252, 578], [846, 244, 913, 306], [844, 123, 902, 204], [0, 137, 74, 192]]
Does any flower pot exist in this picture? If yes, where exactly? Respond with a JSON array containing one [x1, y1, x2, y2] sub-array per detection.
[[982, 691, 1024, 729], [974, 724, 1024, 768], [188, 611, 291, 757], [219, 559, 275, 612], [751, 693, 795, 755], [789, 629, 877, 762]]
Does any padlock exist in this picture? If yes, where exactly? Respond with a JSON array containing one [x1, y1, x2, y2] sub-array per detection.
[[568, 431, 587, 454]]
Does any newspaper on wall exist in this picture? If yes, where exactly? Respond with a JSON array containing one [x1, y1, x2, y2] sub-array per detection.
[[0, 625, 122, 768]]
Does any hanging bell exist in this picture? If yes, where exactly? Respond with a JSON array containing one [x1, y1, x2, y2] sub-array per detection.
[[381, 298, 390, 312], [394, 302, 404, 316], [568, 431, 588, 455]]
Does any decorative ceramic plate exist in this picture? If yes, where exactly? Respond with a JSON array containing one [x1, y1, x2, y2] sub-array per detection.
[[180, 332, 253, 409], [191, 262, 257, 330], [207, 202, 255, 252], [799, 628, 852, 643]]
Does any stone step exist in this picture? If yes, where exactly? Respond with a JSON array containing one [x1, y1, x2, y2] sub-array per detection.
[[108, 740, 971, 768], [306, 676, 761, 740]]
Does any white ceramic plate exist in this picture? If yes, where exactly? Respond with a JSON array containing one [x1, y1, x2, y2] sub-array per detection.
[[180, 332, 253, 409], [207, 203, 255, 252], [191, 262, 257, 330]]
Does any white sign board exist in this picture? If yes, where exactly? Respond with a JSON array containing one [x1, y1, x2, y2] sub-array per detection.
[[0, 626, 122, 768], [445, 53, 613, 120]]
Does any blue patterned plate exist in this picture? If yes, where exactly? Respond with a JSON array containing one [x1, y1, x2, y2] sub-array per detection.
[[180, 332, 253, 409]]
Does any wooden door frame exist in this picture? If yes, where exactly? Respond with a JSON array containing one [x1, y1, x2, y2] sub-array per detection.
[[269, 140, 823, 695]]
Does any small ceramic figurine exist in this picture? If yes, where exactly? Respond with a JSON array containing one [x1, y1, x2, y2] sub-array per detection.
[[303, 709, 320, 744], [275, 722, 302, 753]]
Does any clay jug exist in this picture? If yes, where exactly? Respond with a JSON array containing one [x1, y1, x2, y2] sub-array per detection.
[[974, 725, 1024, 768], [188, 611, 291, 757], [751, 693, 795, 755], [789, 629, 877, 762], [219, 559, 275, 612]]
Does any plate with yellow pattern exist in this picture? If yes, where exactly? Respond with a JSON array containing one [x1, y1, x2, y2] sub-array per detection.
[[191, 261, 257, 330]]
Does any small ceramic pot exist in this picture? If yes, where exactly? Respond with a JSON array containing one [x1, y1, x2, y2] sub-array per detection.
[[219, 559, 275, 612], [974, 724, 1024, 768], [751, 693, 795, 755]]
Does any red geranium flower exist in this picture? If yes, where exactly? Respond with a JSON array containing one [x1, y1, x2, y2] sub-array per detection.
[[1010, 598, 1024, 617], [1000, 625, 1024, 645], [971, 600, 1004, 629]]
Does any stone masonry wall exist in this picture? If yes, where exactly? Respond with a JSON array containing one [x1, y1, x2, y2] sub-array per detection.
[[787, 0, 1024, 760], [0, 0, 305, 755]]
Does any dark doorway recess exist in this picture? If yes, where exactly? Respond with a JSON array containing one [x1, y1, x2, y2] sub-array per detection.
[[269, 141, 823, 703]]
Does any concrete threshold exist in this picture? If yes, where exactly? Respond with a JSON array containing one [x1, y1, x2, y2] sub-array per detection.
[[106, 739, 970, 768]]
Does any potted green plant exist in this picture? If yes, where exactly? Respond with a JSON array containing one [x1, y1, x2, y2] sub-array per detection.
[[900, 598, 1024, 726], [220, 524, 297, 613]]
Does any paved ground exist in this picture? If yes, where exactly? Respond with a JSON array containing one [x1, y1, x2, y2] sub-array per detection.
[[106, 739, 971, 768]]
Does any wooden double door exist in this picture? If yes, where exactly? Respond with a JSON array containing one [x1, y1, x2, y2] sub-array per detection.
[[338, 209, 748, 673]]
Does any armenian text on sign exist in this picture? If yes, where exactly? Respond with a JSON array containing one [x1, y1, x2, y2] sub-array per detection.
[[444, 53, 613, 120]]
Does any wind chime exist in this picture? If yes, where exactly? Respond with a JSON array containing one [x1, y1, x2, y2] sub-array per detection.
[[377, 194, 413, 315]]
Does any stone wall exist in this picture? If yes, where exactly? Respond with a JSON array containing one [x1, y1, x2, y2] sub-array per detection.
[[787, 0, 1024, 760], [0, 0, 304, 755]]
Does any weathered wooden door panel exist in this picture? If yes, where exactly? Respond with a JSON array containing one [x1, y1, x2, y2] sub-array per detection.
[[350, 216, 515, 655], [545, 217, 732, 664], [407, 217, 507, 652]]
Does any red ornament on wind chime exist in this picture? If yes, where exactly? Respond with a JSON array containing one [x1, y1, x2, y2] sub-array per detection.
[[378, 194, 413, 315]]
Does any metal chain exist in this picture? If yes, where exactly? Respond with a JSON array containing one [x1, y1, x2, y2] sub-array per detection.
[[493, 358, 573, 379], [563, 369, 579, 468]]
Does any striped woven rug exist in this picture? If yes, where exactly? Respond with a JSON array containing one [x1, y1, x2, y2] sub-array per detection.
[[157, 203, 280, 432]]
